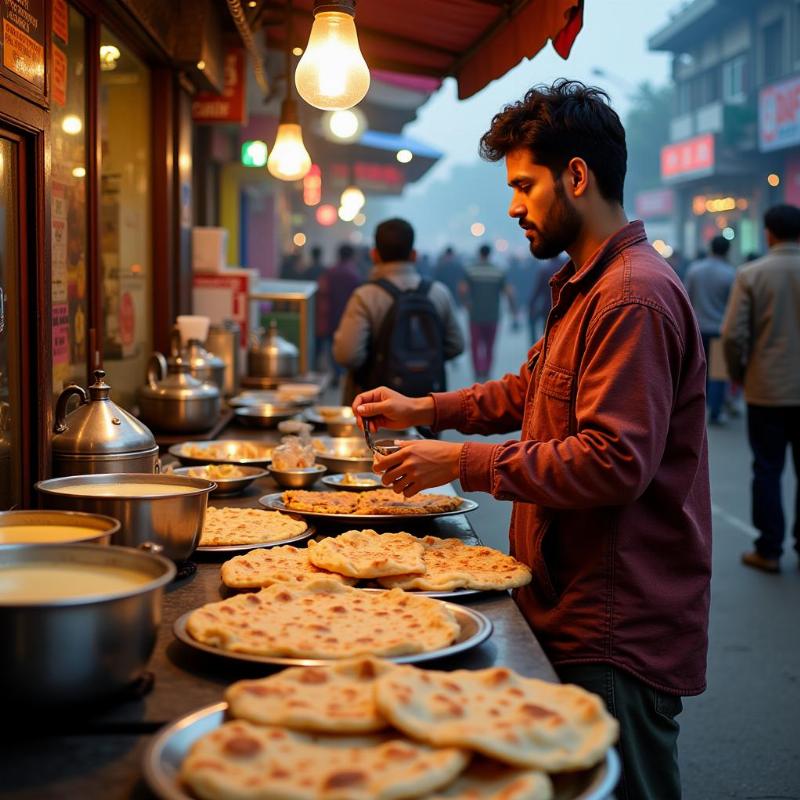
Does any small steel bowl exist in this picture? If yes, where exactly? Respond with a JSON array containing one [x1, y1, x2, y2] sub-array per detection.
[[0, 510, 120, 546], [312, 437, 374, 474], [170, 465, 267, 497], [268, 464, 327, 488], [373, 438, 403, 456], [234, 404, 299, 429]]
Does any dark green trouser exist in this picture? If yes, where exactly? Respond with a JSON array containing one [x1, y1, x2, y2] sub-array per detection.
[[556, 663, 683, 800]]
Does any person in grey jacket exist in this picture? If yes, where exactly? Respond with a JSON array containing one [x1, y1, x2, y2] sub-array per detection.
[[721, 204, 800, 573], [333, 218, 464, 405]]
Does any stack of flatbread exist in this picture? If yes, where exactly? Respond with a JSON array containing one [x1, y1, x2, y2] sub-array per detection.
[[199, 507, 307, 547], [282, 488, 464, 516], [221, 530, 532, 593], [180, 657, 619, 800]]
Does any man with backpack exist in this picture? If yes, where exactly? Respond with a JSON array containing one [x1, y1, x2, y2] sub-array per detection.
[[332, 218, 464, 406]]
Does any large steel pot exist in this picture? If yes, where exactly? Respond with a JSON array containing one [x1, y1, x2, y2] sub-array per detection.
[[138, 353, 221, 434], [0, 543, 175, 707], [52, 370, 159, 476], [35, 473, 215, 561], [0, 509, 120, 545], [248, 320, 299, 379]]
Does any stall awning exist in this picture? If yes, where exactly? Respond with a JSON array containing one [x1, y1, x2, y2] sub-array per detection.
[[261, 0, 584, 100]]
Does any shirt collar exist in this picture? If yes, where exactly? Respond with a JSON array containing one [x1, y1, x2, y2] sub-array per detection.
[[369, 261, 417, 280]]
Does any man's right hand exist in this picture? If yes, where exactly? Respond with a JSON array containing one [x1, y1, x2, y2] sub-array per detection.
[[352, 387, 435, 431]]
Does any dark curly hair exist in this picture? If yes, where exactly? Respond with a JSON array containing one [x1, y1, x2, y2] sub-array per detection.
[[480, 79, 627, 205]]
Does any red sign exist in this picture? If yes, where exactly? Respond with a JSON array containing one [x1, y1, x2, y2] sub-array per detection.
[[635, 188, 675, 219], [759, 76, 800, 152], [51, 43, 65, 106], [660, 134, 714, 181], [785, 153, 800, 207], [1, 0, 45, 91], [192, 49, 246, 124], [52, 0, 67, 43]]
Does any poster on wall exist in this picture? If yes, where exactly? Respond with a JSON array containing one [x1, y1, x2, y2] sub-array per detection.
[[0, 0, 46, 92], [192, 48, 246, 124], [51, 42, 65, 105], [51, 0, 66, 44]]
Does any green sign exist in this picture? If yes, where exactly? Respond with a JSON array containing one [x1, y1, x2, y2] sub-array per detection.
[[241, 140, 268, 167]]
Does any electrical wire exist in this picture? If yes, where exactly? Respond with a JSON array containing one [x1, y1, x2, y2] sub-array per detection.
[[225, 0, 270, 96]]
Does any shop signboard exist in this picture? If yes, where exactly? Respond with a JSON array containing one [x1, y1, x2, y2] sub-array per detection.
[[635, 188, 675, 219], [660, 134, 715, 182], [759, 75, 800, 152], [192, 48, 246, 125], [785, 153, 800, 207], [0, 0, 45, 92]]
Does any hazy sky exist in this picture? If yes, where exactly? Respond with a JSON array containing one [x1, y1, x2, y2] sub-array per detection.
[[403, 0, 684, 187]]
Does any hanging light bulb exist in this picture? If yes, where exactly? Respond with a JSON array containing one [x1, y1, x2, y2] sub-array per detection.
[[295, 1, 370, 110], [267, 98, 312, 181], [340, 185, 365, 212]]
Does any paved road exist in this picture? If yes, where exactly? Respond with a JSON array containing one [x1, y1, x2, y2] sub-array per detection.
[[442, 310, 800, 799]]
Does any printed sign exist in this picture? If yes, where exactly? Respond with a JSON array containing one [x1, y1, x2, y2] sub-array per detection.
[[51, 181, 68, 304], [1, 0, 45, 91], [660, 133, 715, 181], [635, 188, 675, 219], [52, 302, 69, 365], [192, 48, 246, 124], [52, 0, 66, 44], [51, 42, 65, 105], [759, 75, 800, 152]]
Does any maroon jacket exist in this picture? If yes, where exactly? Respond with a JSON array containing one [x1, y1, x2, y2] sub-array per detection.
[[433, 221, 711, 696]]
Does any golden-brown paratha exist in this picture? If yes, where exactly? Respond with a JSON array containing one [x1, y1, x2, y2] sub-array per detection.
[[307, 529, 426, 578], [356, 490, 463, 516], [282, 490, 360, 514], [200, 507, 306, 547]]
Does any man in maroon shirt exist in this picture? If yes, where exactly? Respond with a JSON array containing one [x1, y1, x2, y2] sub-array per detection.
[[355, 81, 711, 799]]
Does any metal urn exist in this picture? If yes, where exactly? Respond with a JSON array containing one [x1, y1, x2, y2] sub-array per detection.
[[248, 320, 299, 379], [168, 325, 226, 391], [52, 370, 159, 476], [137, 353, 221, 433]]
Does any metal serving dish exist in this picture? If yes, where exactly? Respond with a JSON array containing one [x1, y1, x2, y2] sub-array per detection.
[[35, 473, 215, 561], [0, 509, 120, 546], [233, 404, 298, 429], [170, 465, 267, 497], [228, 390, 282, 408], [0, 543, 175, 707], [168, 440, 274, 468], [312, 436, 373, 473], [305, 405, 359, 437], [267, 464, 327, 488]]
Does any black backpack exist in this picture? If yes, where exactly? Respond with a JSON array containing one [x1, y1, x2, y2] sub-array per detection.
[[358, 278, 447, 397]]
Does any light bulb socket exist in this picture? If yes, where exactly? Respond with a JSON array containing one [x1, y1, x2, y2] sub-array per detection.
[[279, 96, 300, 125], [313, 0, 355, 16]]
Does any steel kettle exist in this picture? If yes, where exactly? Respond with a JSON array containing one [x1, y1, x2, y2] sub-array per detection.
[[137, 353, 221, 433], [52, 370, 159, 476], [248, 320, 299, 379]]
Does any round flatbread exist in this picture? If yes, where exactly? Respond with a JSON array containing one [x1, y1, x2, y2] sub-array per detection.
[[375, 665, 619, 772], [378, 537, 532, 592], [180, 720, 470, 800], [221, 545, 356, 589], [356, 490, 464, 516], [282, 490, 360, 514], [425, 758, 553, 800], [200, 507, 306, 547], [307, 530, 426, 579], [225, 657, 395, 733], [185, 580, 462, 659]]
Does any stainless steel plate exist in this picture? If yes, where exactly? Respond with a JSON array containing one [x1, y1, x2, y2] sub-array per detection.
[[173, 600, 492, 667], [143, 702, 620, 800], [319, 472, 381, 491], [194, 523, 315, 554], [169, 441, 274, 467], [234, 405, 299, 429], [170, 465, 267, 497], [258, 491, 479, 524]]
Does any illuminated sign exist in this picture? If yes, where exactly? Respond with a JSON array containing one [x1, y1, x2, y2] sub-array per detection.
[[660, 133, 714, 181], [760, 75, 800, 152], [303, 164, 322, 206]]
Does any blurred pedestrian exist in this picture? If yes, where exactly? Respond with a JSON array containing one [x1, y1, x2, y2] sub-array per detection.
[[433, 246, 467, 306], [505, 255, 535, 332], [333, 218, 463, 405], [316, 244, 362, 385], [721, 204, 800, 573], [685, 236, 736, 424], [460, 243, 516, 381]]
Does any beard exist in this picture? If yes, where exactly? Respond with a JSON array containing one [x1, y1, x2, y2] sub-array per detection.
[[525, 179, 582, 259]]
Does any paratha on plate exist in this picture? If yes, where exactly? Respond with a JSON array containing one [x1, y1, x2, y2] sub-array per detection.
[[225, 657, 395, 733], [282, 490, 360, 514], [221, 545, 355, 589], [425, 757, 553, 800], [307, 529, 426, 578], [180, 720, 469, 800], [356, 489, 463, 516], [377, 536, 532, 592], [375, 664, 619, 772], [185, 579, 461, 659], [200, 507, 306, 547]]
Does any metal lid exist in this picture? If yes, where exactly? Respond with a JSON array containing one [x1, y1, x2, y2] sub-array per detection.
[[52, 370, 157, 456], [140, 354, 220, 401], [252, 320, 299, 358]]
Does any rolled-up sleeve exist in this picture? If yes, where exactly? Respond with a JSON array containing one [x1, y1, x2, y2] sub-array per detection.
[[720, 274, 751, 383], [458, 303, 683, 508]]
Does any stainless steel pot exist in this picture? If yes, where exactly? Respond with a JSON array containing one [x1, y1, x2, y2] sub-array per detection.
[[52, 370, 159, 476], [168, 326, 226, 391], [206, 321, 241, 396], [138, 353, 221, 433], [0, 543, 175, 707], [35, 473, 215, 561], [0, 509, 120, 546], [248, 320, 299, 379]]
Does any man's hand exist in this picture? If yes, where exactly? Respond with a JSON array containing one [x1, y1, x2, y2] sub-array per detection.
[[352, 386, 435, 431], [373, 440, 463, 496]]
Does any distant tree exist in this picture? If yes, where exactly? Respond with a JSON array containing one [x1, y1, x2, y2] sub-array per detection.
[[623, 82, 674, 211]]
